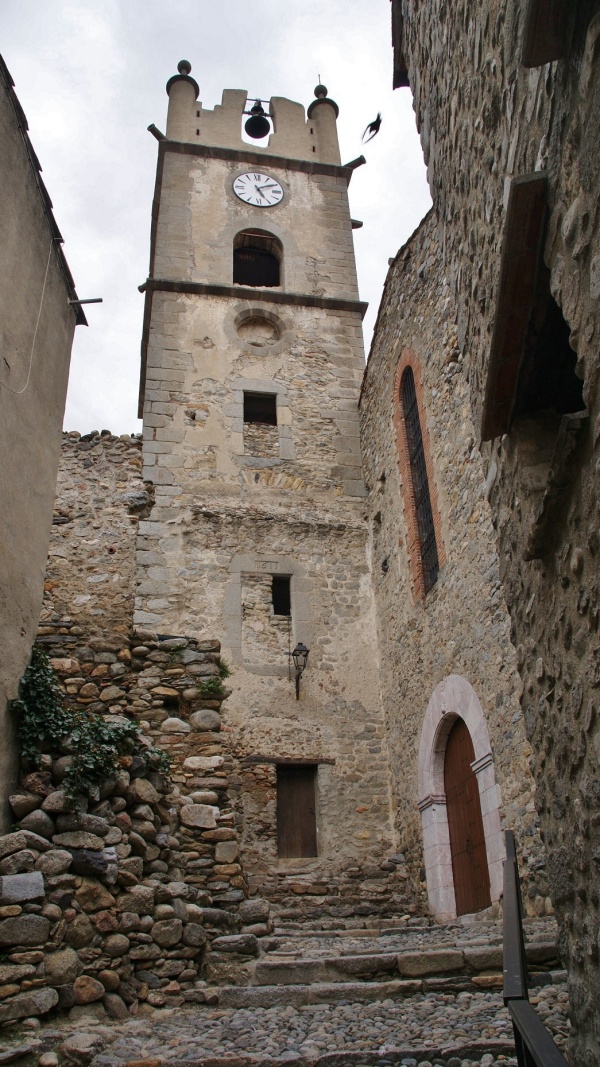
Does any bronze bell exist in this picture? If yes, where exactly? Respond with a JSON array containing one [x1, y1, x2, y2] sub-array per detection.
[[244, 100, 270, 139]]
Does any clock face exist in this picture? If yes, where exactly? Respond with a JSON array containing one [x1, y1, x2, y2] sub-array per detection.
[[233, 172, 284, 208]]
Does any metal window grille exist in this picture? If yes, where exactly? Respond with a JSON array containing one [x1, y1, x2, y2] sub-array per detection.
[[401, 368, 439, 593]]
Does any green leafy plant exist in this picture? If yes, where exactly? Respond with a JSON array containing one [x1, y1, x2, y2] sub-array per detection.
[[12, 645, 170, 804], [198, 676, 225, 695], [14, 646, 71, 762], [218, 658, 231, 679]]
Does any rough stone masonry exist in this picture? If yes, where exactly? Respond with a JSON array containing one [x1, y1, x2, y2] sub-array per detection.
[[392, 2, 600, 1061]]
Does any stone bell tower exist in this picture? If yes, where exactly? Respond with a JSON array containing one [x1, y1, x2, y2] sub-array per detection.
[[136, 61, 400, 908]]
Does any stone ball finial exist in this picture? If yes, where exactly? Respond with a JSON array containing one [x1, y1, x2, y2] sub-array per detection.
[[308, 83, 339, 119], [166, 60, 199, 100]]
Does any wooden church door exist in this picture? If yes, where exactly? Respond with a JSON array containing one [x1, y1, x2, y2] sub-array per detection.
[[444, 717, 491, 915]]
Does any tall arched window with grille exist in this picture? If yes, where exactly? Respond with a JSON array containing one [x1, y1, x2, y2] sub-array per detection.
[[401, 366, 439, 593]]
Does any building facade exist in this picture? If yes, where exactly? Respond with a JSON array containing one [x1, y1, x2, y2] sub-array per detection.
[[0, 55, 83, 829]]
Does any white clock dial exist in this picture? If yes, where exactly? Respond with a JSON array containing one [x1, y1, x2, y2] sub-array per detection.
[[233, 172, 284, 207]]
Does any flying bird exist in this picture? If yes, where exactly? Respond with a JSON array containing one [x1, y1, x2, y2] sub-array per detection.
[[362, 113, 382, 143]]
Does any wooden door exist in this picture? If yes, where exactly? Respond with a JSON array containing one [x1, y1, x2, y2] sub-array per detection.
[[444, 718, 491, 915], [277, 764, 317, 858]]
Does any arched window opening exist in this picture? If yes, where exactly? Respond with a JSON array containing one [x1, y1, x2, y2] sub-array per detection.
[[233, 230, 282, 287], [401, 367, 439, 593]]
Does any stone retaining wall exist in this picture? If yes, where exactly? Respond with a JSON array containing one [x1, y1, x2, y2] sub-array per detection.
[[0, 628, 271, 1029]]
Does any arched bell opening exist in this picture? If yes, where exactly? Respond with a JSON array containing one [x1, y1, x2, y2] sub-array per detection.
[[417, 675, 504, 920], [233, 229, 282, 288]]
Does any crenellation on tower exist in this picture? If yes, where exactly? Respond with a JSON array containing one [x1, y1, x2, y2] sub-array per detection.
[[165, 62, 340, 165]]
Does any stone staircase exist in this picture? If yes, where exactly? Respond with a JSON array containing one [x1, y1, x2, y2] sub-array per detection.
[[6, 911, 569, 1067], [207, 912, 565, 1013]]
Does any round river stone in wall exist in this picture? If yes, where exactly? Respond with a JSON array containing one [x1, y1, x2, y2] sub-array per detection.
[[161, 717, 191, 733], [44, 947, 79, 983], [189, 709, 221, 731], [180, 804, 217, 829]]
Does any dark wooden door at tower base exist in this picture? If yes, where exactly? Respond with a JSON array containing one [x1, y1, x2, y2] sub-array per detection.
[[277, 764, 317, 858], [444, 718, 491, 915]]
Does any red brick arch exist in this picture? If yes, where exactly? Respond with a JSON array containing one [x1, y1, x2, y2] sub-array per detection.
[[393, 348, 445, 601]]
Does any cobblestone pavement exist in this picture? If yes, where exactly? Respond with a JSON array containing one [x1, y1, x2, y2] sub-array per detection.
[[8, 973, 568, 1067]]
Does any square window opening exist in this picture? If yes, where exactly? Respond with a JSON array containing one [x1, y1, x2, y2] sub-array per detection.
[[272, 575, 291, 616], [244, 392, 277, 426]]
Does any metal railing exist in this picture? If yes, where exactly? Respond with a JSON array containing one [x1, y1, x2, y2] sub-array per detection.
[[503, 830, 569, 1067]]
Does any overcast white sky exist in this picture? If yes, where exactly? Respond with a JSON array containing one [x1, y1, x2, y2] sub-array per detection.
[[3, 0, 431, 434]]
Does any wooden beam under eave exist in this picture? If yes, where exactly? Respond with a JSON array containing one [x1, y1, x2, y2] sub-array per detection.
[[522, 0, 569, 67], [481, 174, 548, 442], [391, 1, 410, 88]]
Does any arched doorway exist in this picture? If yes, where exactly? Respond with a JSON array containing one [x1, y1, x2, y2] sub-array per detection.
[[444, 717, 491, 915], [418, 675, 504, 919]]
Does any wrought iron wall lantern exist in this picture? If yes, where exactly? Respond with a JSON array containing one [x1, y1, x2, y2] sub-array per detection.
[[291, 642, 310, 700]]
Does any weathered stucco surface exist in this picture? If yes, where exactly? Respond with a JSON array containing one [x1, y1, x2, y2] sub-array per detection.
[[395, 2, 600, 1059], [0, 60, 78, 830]]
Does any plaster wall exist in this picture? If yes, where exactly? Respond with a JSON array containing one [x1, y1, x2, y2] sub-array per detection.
[[0, 67, 77, 829]]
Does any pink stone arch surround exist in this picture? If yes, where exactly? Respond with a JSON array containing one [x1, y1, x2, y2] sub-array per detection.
[[418, 675, 505, 919]]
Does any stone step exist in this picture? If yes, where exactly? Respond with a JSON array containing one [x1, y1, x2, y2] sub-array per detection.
[[264, 932, 505, 957], [253, 943, 557, 986], [218, 976, 481, 1009], [99, 1042, 520, 1067], [266, 919, 558, 958], [217, 968, 568, 1009], [207, 939, 559, 989], [80, 974, 570, 1067], [262, 935, 553, 962]]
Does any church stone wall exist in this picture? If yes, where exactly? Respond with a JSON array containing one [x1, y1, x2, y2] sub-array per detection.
[[396, 1, 600, 1059], [37, 433, 412, 918], [360, 213, 547, 916]]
